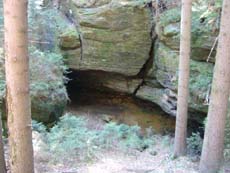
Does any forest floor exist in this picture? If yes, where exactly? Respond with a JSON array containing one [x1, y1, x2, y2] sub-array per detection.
[[32, 130, 229, 173], [36, 91, 230, 173], [5, 130, 229, 173], [34, 135, 199, 173], [5, 91, 230, 173]]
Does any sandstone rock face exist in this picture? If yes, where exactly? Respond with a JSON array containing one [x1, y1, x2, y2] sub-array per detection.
[[136, 42, 214, 116], [137, 4, 217, 116], [57, 0, 219, 120], [68, 70, 143, 94], [59, 0, 153, 76], [0, 0, 220, 123], [155, 5, 218, 62]]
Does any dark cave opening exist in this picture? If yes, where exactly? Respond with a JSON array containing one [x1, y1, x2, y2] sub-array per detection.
[[65, 69, 205, 136]]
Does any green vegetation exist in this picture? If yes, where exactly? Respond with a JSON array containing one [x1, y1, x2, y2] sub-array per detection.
[[29, 48, 68, 122], [193, 0, 222, 32], [158, 7, 181, 27], [186, 117, 230, 161], [0, 49, 5, 103], [224, 114, 230, 160], [32, 113, 230, 164], [187, 132, 203, 156], [0, 47, 68, 123], [32, 114, 156, 162], [0, 0, 69, 123]]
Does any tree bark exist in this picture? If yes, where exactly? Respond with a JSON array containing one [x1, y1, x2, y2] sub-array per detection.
[[173, 0, 192, 157], [0, 115, 6, 173], [3, 0, 34, 173], [199, 0, 230, 172]]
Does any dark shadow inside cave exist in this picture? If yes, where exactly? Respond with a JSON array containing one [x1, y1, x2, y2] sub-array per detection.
[[65, 69, 205, 136]]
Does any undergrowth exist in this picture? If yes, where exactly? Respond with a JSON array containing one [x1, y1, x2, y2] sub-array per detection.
[[186, 116, 230, 161], [224, 114, 230, 160], [32, 113, 156, 163], [187, 132, 203, 156]]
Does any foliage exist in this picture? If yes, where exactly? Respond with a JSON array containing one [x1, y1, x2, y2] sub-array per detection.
[[32, 120, 47, 134], [46, 115, 95, 160], [32, 114, 156, 162], [189, 62, 213, 89], [0, 47, 68, 122], [187, 132, 203, 156], [193, 0, 222, 27], [189, 62, 213, 111], [97, 122, 155, 151], [192, 0, 222, 37], [191, 114, 230, 160], [0, 49, 5, 103], [224, 114, 230, 160], [29, 48, 68, 122], [29, 47, 68, 102], [0, 0, 69, 122], [158, 7, 181, 27], [28, 0, 76, 52], [187, 119, 205, 156]]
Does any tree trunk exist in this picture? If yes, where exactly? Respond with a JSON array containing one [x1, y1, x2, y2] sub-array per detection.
[[3, 0, 34, 173], [173, 0, 192, 157], [199, 0, 230, 172], [0, 115, 6, 173]]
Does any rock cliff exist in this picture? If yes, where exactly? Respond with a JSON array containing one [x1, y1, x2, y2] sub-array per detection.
[[58, 0, 219, 120]]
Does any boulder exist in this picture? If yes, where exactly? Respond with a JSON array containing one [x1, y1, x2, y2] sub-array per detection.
[[0, 48, 68, 123], [136, 42, 214, 116], [59, 0, 153, 76]]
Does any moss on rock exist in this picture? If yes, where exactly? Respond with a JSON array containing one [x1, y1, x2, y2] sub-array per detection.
[[136, 42, 214, 117], [58, 0, 153, 76], [156, 2, 220, 62], [59, 29, 80, 50]]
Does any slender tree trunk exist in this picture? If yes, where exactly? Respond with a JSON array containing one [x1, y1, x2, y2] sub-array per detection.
[[173, 0, 192, 157], [0, 115, 6, 173], [3, 0, 34, 173], [199, 0, 230, 172]]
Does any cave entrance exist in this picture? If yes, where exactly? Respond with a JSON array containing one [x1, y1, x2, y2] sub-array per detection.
[[65, 69, 204, 135], [65, 69, 176, 134]]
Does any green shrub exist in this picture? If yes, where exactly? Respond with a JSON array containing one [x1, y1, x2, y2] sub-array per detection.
[[158, 7, 181, 26], [32, 114, 156, 162], [32, 120, 47, 134], [187, 118, 206, 156], [187, 132, 203, 156], [98, 122, 155, 151], [224, 114, 230, 160], [29, 47, 68, 104]]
